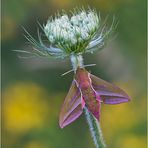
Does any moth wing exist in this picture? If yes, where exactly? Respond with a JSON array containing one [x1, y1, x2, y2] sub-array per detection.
[[59, 81, 83, 128], [90, 74, 131, 104]]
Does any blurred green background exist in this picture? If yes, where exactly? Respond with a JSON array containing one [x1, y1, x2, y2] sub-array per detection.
[[2, 0, 147, 148]]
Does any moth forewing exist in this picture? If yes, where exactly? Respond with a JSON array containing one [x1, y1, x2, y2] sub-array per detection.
[[90, 74, 131, 104], [59, 81, 83, 128]]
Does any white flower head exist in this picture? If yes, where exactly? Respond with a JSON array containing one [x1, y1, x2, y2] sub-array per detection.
[[20, 8, 117, 59], [44, 8, 101, 53]]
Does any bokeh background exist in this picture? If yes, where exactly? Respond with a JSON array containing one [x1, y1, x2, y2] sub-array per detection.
[[2, 0, 147, 148]]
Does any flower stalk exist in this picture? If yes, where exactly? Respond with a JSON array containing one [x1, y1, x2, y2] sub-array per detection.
[[71, 54, 106, 148], [70, 54, 84, 72], [84, 107, 106, 148]]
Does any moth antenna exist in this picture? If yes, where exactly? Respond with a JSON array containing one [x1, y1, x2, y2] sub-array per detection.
[[61, 64, 96, 76], [84, 64, 96, 67], [61, 69, 74, 76]]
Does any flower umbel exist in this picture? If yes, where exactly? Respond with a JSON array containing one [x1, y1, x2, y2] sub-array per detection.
[[15, 8, 116, 59], [44, 10, 99, 53]]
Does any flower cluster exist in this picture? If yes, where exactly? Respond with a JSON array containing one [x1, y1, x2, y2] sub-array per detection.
[[44, 11, 99, 51], [16, 8, 116, 59]]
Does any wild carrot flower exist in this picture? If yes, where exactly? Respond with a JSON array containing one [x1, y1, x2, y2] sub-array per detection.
[[16, 7, 131, 148], [16, 8, 115, 60], [43, 10, 100, 54]]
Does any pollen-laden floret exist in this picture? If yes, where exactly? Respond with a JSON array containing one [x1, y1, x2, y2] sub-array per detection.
[[44, 10, 100, 53]]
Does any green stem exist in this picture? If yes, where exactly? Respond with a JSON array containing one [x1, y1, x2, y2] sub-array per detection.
[[84, 107, 106, 148]]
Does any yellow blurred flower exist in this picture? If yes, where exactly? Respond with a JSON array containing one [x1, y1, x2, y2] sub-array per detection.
[[115, 135, 147, 148], [49, 0, 72, 8], [2, 16, 17, 41], [3, 82, 51, 133], [25, 141, 46, 148]]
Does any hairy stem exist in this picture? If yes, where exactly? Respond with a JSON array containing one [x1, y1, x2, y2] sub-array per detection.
[[84, 107, 106, 148], [70, 54, 84, 72]]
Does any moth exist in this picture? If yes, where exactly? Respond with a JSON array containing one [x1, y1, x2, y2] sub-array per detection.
[[59, 67, 131, 128]]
